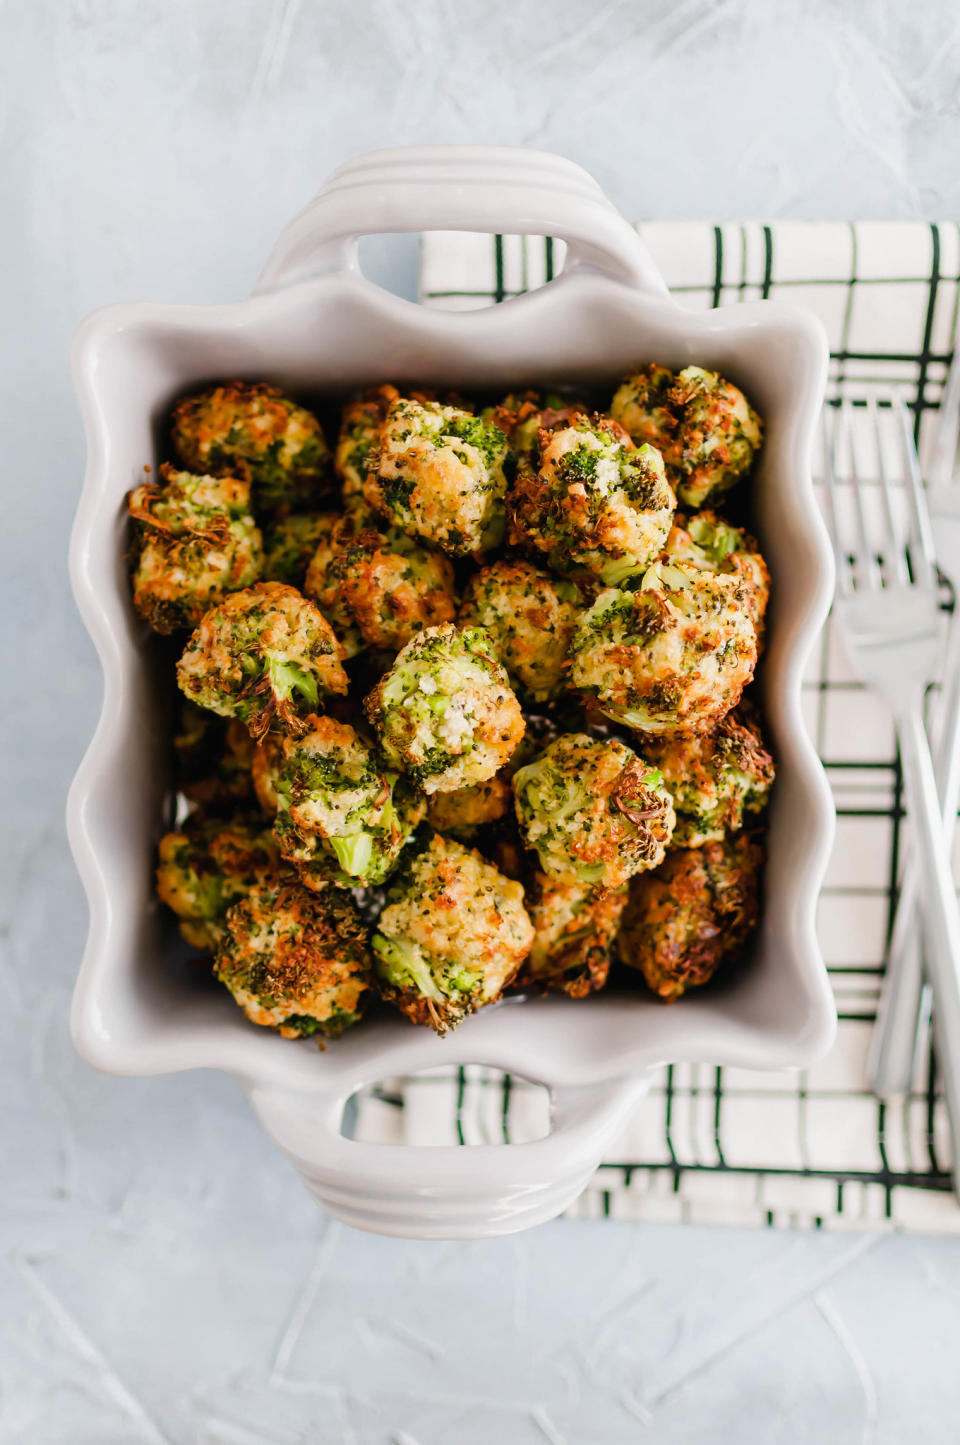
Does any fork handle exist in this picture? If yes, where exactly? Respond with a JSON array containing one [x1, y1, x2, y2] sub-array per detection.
[[870, 616, 960, 1094], [891, 703, 960, 1194]]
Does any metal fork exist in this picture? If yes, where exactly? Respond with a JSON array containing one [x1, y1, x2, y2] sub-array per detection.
[[824, 393, 960, 1191], [870, 345, 960, 1096]]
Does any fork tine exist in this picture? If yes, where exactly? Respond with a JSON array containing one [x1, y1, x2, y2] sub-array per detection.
[[871, 394, 909, 585], [822, 402, 852, 595], [894, 389, 938, 589], [844, 398, 882, 591]]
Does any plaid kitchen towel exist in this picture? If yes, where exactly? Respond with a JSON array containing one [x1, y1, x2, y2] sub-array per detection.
[[353, 221, 960, 1233]]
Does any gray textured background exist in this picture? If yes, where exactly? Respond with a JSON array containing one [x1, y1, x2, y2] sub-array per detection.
[[6, 1, 960, 1440]]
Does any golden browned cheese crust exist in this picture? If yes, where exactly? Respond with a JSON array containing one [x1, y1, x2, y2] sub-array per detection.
[[373, 834, 534, 1034], [668, 513, 770, 632], [425, 773, 513, 838], [170, 381, 331, 513], [618, 832, 763, 999], [644, 705, 774, 848], [458, 559, 583, 703], [611, 365, 762, 510], [363, 397, 509, 555], [306, 520, 457, 654], [176, 581, 348, 740], [155, 814, 280, 952], [364, 624, 525, 794], [667, 367, 763, 509], [128, 466, 263, 634], [523, 873, 629, 997], [216, 879, 370, 1037], [609, 364, 678, 457], [570, 567, 759, 738], [340, 532, 457, 651], [507, 414, 676, 585], [512, 733, 675, 889]]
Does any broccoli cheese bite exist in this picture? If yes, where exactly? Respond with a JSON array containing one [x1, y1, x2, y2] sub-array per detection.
[[305, 521, 457, 655], [484, 390, 586, 462], [607, 363, 677, 455], [155, 814, 280, 951], [423, 724, 551, 842], [524, 874, 629, 998], [272, 714, 426, 889], [176, 581, 348, 740], [365, 624, 524, 794], [618, 832, 762, 999], [569, 561, 758, 737], [679, 512, 770, 628], [644, 707, 774, 848], [513, 733, 675, 889], [458, 560, 583, 704], [128, 465, 263, 634], [371, 833, 534, 1034], [262, 512, 341, 588], [170, 381, 331, 513], [363, 397, 510, 555], [335, 384, 401, 515], [425, 772, 513, 840], [300, 514, 365, 659], [508, 414, 675, 585], [215, 878, 370, 1037], [611, 365, 762, 510]]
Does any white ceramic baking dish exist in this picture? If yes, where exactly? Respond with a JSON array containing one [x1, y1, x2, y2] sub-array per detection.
[[68, 146, 836, 1239]]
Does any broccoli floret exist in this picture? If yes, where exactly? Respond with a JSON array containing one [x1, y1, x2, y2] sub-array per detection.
[[569, 556, 759, 737], [611, 365, 762, 510], [334, 385, 402, 517], [305, 521, 457, 654], [262, 512, 341, 587], [458, 560, 584, 704], [482, 390, 587, 463], [523, 874, 629, 997]]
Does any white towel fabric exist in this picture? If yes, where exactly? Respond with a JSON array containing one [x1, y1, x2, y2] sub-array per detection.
[[353, 221, 960, 1233]]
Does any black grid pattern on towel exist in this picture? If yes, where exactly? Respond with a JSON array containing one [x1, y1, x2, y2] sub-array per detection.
[[378, 222, 960, 1231]]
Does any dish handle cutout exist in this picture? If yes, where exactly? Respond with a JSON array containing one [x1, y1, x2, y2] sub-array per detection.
[[253, 145, 669, 299]]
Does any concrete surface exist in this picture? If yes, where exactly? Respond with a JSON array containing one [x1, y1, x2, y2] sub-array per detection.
[[6, 1, 960, 1440]]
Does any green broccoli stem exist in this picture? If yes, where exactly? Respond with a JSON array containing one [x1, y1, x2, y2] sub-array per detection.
[[329, 832, 374, 878], [264, 653, 319, 709]]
